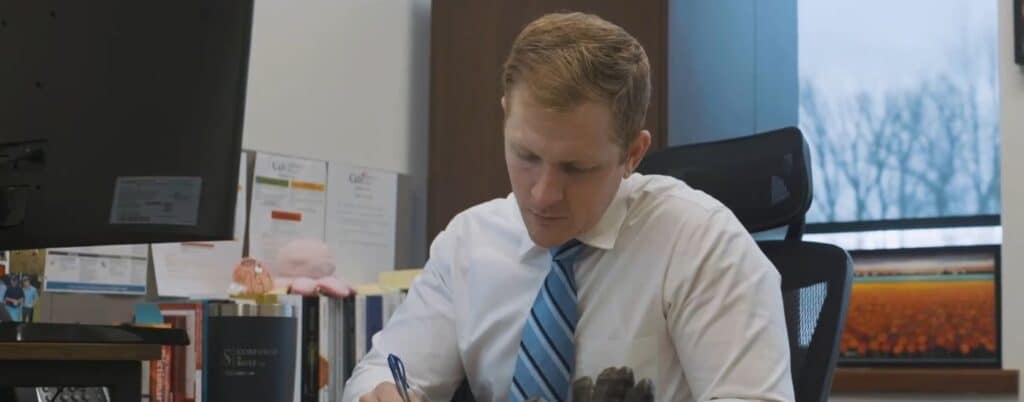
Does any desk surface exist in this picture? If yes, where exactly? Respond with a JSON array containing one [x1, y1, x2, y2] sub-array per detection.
[[0, 342, 161, 361]]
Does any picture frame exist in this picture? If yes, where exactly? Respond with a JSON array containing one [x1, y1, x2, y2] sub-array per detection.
[[838, 245, 1001, 367], [1017, 0, 1023, 65]]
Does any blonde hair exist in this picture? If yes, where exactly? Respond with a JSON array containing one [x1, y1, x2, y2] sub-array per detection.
[[502, 12, 651, 150]]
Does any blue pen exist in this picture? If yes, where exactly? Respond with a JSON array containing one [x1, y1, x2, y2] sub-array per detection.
[[387, 353, 412, 402]]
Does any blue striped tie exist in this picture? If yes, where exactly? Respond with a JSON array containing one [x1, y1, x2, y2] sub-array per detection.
[[509, 239, 585, 402]]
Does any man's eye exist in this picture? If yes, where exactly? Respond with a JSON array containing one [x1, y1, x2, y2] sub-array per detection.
[[518, 152, 539, 162], [565, 165, 593, 174]]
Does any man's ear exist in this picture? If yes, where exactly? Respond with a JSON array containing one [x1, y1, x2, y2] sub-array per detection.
[[501, 96, 507, 113], [625, 130, 652, 177]]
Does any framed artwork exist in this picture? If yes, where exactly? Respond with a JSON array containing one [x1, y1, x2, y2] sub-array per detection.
[[838, 245, 1001, 367]]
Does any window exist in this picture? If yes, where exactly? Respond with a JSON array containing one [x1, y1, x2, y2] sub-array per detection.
[[799, 0, 999, 226]]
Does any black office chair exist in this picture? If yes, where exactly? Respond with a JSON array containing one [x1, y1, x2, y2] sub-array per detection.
[[637, 126, 853, 402], [758, 240, 853, 402]]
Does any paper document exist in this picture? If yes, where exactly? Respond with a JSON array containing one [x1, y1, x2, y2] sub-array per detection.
[[326, 163, 398, 285], [151, 155, 248, 298], [248, 153, 328, 265], [44, 244, 148, 295]]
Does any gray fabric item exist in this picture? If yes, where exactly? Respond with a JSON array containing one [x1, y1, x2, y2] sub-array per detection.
[[523, 367, 654, 402]]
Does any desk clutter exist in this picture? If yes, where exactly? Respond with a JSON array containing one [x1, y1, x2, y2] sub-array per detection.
[[135, 274, 416, 402], [0, 148, 412, 402], [20, 150, 406, 304]]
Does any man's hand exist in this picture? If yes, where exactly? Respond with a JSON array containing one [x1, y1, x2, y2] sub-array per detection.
[[358, 382, 422, 402]]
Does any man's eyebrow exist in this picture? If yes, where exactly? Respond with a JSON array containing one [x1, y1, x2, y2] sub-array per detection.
[[559, 160, 598, 168]]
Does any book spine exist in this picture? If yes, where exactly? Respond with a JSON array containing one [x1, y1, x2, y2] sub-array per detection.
[[365, 295, 383, 353], [194, 305, 204, 402], [151, 344, 172, 402], [201, 302, 211, 402], [301, 296, 320, 402], [332, 298, 343, 401], [318, 297, 332, 402], [157, 302, 205, 402], [355, 295, 366, 361], [342, 297, 356, 381]]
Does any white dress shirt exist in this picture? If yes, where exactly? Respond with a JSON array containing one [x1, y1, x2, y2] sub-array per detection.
[[342, 174, 794, 402]]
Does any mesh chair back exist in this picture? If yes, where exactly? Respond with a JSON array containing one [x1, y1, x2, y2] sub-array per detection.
[[759, 240, 853, 402], [637, 127, 812, 238]]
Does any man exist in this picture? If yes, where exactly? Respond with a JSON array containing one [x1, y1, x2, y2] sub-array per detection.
[[343, 13, 793, 402], [21, 277, 37, 323], [3, 276, 23, 322]]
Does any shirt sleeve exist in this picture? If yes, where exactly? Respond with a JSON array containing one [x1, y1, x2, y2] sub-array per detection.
[[663, 208, 795, 402], [341, 220, 466, 402]]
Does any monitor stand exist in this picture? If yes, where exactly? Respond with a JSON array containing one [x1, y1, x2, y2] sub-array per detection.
[[0, 321, 188, 402]]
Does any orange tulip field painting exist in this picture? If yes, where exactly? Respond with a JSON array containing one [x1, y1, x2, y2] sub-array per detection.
[[839, 246, 1000, 367]]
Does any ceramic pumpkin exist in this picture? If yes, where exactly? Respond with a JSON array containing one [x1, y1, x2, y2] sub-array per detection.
[[228, 257, 274, 296]]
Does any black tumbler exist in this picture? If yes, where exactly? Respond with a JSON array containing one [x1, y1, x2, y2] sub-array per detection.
[[207, 303, 296, 402]]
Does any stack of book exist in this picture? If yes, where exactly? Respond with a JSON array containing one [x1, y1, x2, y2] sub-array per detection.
[[136, 269, 422, 402]]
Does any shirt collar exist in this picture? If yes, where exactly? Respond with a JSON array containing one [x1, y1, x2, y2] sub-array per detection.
[[516, 174, 634, 258]]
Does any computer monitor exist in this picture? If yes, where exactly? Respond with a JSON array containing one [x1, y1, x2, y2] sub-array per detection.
[[0, 0, 254, 250]]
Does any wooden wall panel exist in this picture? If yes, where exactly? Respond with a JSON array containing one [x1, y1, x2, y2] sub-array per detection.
[[428, 0, 668, 241]]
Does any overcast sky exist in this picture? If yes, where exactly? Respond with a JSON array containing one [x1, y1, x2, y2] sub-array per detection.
[[799, 0, 997, 96]]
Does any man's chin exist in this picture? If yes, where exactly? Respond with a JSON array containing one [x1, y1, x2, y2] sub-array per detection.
[[526, 229, 573, 249]]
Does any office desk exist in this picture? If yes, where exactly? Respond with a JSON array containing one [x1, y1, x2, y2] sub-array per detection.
[[0, 342, 160, 402]]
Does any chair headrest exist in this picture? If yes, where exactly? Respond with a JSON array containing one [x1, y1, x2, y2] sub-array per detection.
[[637, 126, 812, 233]]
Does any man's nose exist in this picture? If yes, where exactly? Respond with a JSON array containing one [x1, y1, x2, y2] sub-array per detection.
[[531, 166, 565, 209]]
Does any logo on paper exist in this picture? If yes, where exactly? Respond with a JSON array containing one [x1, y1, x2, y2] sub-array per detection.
[[271, 160, 304, 176], [349, 171, 373, 185]]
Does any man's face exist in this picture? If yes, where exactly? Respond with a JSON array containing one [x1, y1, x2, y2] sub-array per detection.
[[503, 86, 649, 248]]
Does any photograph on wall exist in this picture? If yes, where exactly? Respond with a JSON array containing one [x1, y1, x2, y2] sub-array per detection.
[[1, 273, 43, 323], [839, 245, 1000, 366]]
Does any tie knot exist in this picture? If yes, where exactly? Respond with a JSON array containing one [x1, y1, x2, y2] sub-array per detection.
[[551, 239, 584, 264]]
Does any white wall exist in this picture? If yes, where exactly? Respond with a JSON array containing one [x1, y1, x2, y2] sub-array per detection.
[[241, 0, 432, 264], [1000, 0, 1024, 398]]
